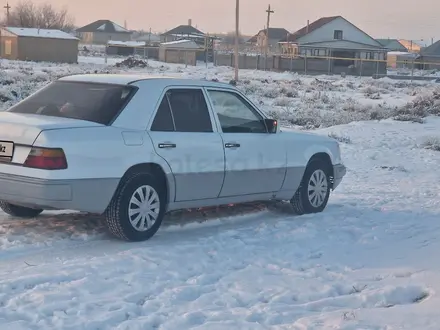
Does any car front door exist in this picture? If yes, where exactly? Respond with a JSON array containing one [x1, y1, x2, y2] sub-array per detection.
[[148, 87, 225, 202], [205, 88, 287, 197]]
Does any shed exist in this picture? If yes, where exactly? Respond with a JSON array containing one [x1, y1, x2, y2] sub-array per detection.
[[386, 51, 417, 69], [0, 27, 79, 63], [159, 39, 200, 65]]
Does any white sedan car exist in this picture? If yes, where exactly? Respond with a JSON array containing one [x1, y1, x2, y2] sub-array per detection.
[[0, 74, 346, 241]]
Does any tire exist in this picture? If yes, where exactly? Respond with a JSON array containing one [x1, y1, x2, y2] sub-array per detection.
[[0, 201, 43, 218], [105, 172, 166, 242], [290, 159, 331, 215]]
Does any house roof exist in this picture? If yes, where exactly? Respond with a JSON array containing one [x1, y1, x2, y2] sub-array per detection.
[[4, 27, 78, 40], [76, 20, 130, 33], [160, 39, 201, 49], [420, 40, 440, 56], [279, 16, 339, 42], [376, 38, 396, 47], [376, 38, 407, 50], [161, 25, 205, 37], [248, 28, 290, 42]]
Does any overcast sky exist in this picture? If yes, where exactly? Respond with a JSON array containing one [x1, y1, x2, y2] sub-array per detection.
[[9, 0, 440, 42]]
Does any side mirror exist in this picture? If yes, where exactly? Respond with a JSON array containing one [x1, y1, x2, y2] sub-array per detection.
[[264, 118, 278, 133]]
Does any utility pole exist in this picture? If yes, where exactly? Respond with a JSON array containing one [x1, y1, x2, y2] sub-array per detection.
[[265, 4, 274, 69], [234, 0, 239, 81], [4, 2, 10, 26]]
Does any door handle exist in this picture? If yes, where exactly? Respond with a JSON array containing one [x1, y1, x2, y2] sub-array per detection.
[[158, 143, 176, 148], [225, 143, 240, 148]]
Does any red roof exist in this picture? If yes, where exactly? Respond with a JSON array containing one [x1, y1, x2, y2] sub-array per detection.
[[280, 16, 340, 42]]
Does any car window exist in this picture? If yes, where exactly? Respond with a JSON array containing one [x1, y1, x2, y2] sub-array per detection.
[[207, 90, 267, 133], [166, 89, 213, 133], [151, 97, 175, 131], [7, 81, 136, 125]]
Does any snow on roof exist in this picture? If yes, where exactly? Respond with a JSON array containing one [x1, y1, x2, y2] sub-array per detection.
[[107, 40, 146, 47], [4, 27, 78, 40], [160, 39, 201, 49], [97, 21, 127, 33], [169, 33, 205, 38], [387, 51, 417, 57]]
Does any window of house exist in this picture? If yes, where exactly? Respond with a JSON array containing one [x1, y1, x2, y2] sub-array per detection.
[[313, 49, 320, 57], [4, 40, 11, 55], [334, 30, 343, 40], [166, 89, 213, 132], [207, 90, 267, 133], [365, 52, 374, 60]]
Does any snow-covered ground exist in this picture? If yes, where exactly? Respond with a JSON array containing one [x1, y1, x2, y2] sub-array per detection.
[[0, 57, 440, 329]]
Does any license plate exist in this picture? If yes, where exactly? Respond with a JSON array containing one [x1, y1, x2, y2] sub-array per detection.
[[0, 141, 14, 161]]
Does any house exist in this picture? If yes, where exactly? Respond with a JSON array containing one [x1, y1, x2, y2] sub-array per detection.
[[376, 39, 408, 52], [247, 28, 290, 53], [417, 41, 440, 70], [398, 39, 422, 53], [386, 51, 417, 69], [161, 20, 205, 44], [159, 39, 200, 65], [278, 16, 387, 75], [76, 20, 132, 44], [0, 27, 79, 63], [133, 33, 161, 46]]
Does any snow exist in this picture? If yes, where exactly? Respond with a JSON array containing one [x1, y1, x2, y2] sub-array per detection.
[[4, 27, 78, 40], [96, 22, 128, 33], [1, 56, 440, 328], [160, 39, 201, 49], [387, 51, 418, 57], [107, 40, 146, 47]]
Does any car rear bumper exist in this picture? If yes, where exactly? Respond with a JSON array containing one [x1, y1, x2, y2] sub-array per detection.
[[332, 164, 346, 189], [0, 173, 119, 214]]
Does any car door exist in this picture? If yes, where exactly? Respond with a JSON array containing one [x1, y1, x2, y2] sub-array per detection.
[[148, 87, 225, 202], [205, 88, 287, 197]]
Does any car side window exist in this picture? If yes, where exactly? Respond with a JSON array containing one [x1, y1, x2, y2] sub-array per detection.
[[207, 90, 267, 133], [166, 89, 213, 133], [151, 97, 175, 131]]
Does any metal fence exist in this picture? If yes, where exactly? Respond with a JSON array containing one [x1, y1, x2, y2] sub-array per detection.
[[82, 43, 440, 80]]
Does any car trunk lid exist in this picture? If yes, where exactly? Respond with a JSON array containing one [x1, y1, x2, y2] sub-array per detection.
[[0, 112, 104, 146]]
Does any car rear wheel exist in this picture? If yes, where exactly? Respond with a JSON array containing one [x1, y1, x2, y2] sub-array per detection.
[[105, 172, 166, 241], [0, 201, 43, 218], [290, 160, 331, 215]]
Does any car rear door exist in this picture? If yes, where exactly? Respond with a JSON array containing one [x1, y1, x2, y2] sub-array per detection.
[[147, 87, 225, 202], [205, 88, 287, 197]]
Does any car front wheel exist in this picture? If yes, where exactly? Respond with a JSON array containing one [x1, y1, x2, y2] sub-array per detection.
[[105, 172, 166, 241], [290, 160, 331, 215], [0, 201, 43, 218]]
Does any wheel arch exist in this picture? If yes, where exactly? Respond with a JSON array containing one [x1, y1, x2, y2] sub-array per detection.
[[307, 152, 334, 187], [121, 163, 172, 203]]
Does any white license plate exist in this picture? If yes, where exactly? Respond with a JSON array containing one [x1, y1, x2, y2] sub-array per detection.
[[0, 141, 14, 159]]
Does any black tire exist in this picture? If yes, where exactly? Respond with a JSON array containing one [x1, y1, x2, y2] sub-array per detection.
[[0, 201, 43, 218], [104, 172, 166, 242], [290, 159, 331, 215]]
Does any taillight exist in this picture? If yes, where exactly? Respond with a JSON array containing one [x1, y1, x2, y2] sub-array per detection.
[[23, 147, 67, 170]]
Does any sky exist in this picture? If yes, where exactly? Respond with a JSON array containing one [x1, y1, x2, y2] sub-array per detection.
[[6, 0, 440, 42]]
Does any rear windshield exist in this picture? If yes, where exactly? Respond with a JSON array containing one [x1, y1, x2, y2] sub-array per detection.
[[7, 81, 136, 125]]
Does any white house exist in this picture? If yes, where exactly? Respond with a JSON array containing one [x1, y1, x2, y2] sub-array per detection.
[[279, 16, 387, 66]]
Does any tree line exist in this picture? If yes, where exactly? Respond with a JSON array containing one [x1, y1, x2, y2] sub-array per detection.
[[3, 0, 75, 32]]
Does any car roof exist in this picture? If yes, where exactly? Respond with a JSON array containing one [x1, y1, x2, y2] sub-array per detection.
[[58, 74, 236, 89]]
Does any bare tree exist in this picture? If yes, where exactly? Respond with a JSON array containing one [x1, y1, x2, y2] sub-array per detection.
[[5, 0, 75, 31], [222, 31, 246, 46]]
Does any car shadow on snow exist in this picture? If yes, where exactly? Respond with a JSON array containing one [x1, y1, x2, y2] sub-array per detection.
[[0, 202, 439, 253], [0, 202, 299, 244]]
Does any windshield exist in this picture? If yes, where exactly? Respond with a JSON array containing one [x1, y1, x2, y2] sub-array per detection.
[[7, 81, 137, 125]]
